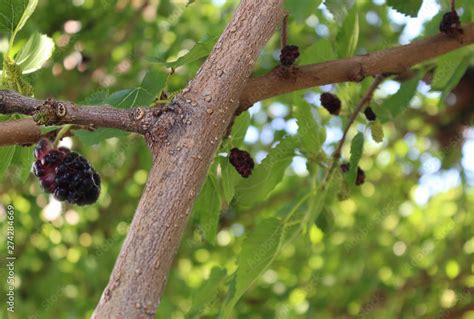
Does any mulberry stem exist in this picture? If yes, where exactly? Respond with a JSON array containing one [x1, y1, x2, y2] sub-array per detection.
[[54, 124, 73, 147]]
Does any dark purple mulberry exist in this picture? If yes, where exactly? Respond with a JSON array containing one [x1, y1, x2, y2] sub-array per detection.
[[364, 107, 377, 121], [320, 93, 341, 115], [280, 45, 300, 66], [340, 163, 365, 186], [355, 167, 365, 186], [229, 148, 255, 178], [439, 11, 462, 36], [32, 138, 100, 205], [340, 163, 350, 173]]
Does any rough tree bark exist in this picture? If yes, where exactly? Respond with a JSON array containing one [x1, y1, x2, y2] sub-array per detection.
[[92, 0, 285, 317], [1, 1, 474, 318]]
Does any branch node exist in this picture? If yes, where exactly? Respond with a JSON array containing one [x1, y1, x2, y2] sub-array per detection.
[[132, 107, 146, 121], [276, 65, 299, 80], [33, 99, 59, 125], [56, 102, 67, 117], [350, 64, 367, 82]]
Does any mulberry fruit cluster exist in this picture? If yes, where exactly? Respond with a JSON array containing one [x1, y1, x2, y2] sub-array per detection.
[[320, 93, 342, 115], [32, 138, 101, 206], [280, 45, 300, 66], [439, 11, 462, 36], [229, 148, 255, 178], [340, 163, 365, 186]]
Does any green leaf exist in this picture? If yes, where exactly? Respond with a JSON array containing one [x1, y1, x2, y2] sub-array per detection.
[[293, 96, 325, 159], [377, 76, 420, 123], [235, 137, 296, 208], [80, 90, 109, 105], [285, 0, 322, 21], [151, 36, 217, 69], [74, 129, 128, 146], [336, 3, 359, 58], [12, 145, 33, 181], [439, 56, 470, 109], [40, 125, 60, 135], [0, 0, 38, 51], [230, 111, 250, 148], [13, 0, 37, 37], [193, 174, 221, 244], [15, 32, 54, 74], [0, 145, 16, 182], [431, 50, 467, 90], [386, 0, 422, 17], [188, 267, 227, 317], [0, 0, 28, 33], [299, 38, 335, 65], [105, 70, 168, 108], [324, 0, 355, 24], [348, 132, 364, 184], [220, 156, 239, 205], [222, 218, 284, 318]]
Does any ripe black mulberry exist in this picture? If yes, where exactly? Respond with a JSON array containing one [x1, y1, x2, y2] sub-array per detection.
[[439, 11, 462, 36], [320, 93, 342, 115], [32, 138, 101, 205], [355, 167, 365, 186], [280, 45, 300, 66], [364, 107, 377, 121], [229, 148, 254, 178], [340, 163, 365, 186]]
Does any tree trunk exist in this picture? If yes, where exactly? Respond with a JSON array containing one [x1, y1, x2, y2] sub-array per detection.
[[92, 0, 284, 317]]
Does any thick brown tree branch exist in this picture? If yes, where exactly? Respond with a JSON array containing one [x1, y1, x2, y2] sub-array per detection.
[[92, 0, 285, 317], [0, 118, 40, 145], [239, 22, 474, 111], [0, 90, 146, 139]]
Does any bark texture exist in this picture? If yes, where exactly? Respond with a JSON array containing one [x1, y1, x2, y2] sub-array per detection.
[[92, 0, 284, 317], [0, 118, 39, 145]]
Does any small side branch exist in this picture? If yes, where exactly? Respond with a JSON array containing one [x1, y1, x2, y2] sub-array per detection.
[[332, 74, 385, 159], [239, 22, 474, 111], [0, 118, 40, 145], [0, 90, 148, 136], [323, 74, 385, 186]]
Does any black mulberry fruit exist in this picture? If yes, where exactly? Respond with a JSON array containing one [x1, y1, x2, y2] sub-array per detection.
[[355, 167, 365, 186], [229, 148, 254, 178], [340, 163, 365, 186], [32, 138, 100, 205], [320, 93, 341, 115], [439, 11, 462, 36], [364, 107, 377, 121], [340, 163, 350, 173], [280, 45, 300, 66]]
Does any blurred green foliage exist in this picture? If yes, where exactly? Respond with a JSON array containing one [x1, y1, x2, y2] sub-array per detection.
[[1, 0, 473, 318]]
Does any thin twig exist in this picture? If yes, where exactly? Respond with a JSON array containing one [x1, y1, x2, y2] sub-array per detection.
[[280, 14, 288, 48], [53, 124, 73, 147], [0, 90, 144, 134], [322, 74, 386, 187]]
